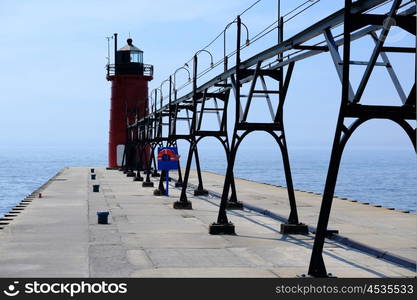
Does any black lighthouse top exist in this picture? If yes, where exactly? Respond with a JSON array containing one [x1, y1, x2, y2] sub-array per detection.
[[107, 35, 153, 77], [118, 38, 143, 61]]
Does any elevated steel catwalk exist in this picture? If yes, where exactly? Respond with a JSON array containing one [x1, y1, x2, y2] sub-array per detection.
[[132, 0, 411, 119], [122, 0, 416, 278]]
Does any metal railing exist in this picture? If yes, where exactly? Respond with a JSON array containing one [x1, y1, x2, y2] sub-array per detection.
[[106, 63, 153, 76]]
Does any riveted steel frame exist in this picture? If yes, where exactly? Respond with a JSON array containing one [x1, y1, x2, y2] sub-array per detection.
[[308, 0, 416, 277], [212, 16, 304, 230], [175, 54, 239, 208], [122, 0, 415, 276]]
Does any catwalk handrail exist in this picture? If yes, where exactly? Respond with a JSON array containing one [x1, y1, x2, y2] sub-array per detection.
[[106, 63, 154, 77], [129, 0, 414, 128]]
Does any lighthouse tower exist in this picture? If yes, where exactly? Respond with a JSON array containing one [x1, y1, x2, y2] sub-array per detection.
[[106, 34, 153, 168]]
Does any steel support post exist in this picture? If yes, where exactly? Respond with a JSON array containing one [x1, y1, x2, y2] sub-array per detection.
[[142, 142, 155, 188], [192, 146, 208, 196], [209, 16, 244, 235], [174, 55, 201, 209], [133, 126, 144, 182], [171, 139, 184, 188], [174, 141, 194, 210]]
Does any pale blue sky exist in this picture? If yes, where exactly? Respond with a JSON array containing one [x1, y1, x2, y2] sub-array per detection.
[[0, 0, 415, 155]]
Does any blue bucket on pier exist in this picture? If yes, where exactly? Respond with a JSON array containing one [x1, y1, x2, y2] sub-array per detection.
[[97, 211, 109, 224]]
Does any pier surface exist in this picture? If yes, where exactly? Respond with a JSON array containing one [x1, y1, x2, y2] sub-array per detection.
[[0, 167, 415, 277]]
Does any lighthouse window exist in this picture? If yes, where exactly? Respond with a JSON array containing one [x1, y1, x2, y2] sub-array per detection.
[[130, 51, 142, 63]]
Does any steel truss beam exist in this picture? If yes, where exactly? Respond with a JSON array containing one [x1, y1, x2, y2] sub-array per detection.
[[209, 16, 308, 235], [174, 55, 240, 210], [133, 0, 408, 120], [308, 0, 416, 277], [150, 77, 206, 197]]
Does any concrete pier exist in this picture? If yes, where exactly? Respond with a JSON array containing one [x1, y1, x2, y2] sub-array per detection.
[[0, 167, 415, 277]]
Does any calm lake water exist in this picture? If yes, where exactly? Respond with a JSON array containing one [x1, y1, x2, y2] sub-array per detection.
[[0, 145, 415, 217]]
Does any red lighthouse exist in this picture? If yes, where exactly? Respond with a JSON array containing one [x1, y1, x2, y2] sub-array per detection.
[[106, 34, 153, 168]]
